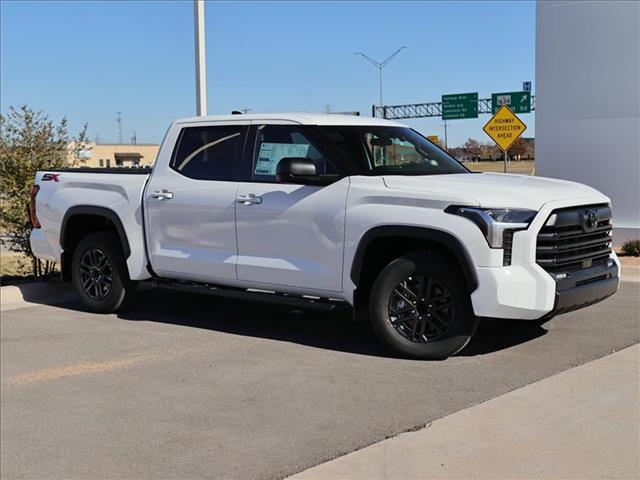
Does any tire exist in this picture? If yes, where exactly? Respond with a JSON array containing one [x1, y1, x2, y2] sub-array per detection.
[[369, 252, 478, 360], [72, 231, 135, 313]]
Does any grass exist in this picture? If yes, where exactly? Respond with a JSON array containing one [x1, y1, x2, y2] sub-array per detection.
[[1, 251, 32, 277], [1, 251, 59, 283], [463, 159, 535, 175]]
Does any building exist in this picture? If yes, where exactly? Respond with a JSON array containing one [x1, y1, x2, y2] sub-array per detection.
[[73, 143, 160, 168], [536, 0, 639, 244]]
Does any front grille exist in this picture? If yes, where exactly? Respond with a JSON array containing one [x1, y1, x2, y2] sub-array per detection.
[[536, 204, 612, 274]]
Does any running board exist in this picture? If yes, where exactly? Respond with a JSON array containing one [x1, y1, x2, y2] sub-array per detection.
[[150, 279, 348, 312]]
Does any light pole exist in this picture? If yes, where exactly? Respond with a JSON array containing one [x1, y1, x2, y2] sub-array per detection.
[[354, 47, 407, 107], [194, 0, 207, 116]]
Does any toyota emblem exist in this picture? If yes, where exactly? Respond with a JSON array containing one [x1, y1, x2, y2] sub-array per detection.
[[581, 210, 598, 232]]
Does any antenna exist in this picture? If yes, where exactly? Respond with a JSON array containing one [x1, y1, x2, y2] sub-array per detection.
[[117, 112, 122, 144]]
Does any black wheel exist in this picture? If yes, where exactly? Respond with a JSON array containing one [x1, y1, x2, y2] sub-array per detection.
[[72, 231, 135, 313], [369, 252, 478, 359]]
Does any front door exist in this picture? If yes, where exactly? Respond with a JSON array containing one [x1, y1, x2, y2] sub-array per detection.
[[145, 123, 245, 284], [235, 124, 348, 293]]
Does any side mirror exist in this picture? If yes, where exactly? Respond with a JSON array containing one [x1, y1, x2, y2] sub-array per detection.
[[276, 157, 318, 184]]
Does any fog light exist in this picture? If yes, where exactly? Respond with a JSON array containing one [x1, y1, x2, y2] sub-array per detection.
[[555, 273, 567, 280], [607, 258, 615, 266]]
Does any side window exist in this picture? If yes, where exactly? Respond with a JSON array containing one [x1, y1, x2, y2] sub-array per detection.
[[171, 125, 242, 180], [365, 132, 438, 168], [252, 125, 338, 182]]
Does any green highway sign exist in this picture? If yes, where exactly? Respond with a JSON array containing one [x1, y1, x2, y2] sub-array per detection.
[[492, 91, 531, 114], [442, 93, 478, 120]]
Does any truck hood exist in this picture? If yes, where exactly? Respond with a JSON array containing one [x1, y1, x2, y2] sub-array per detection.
[[382, 173, 607, 210]]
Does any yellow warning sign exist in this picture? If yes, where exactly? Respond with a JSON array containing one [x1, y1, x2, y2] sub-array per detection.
[[427, 135, 440, 144], [483, 105, 527, 151]]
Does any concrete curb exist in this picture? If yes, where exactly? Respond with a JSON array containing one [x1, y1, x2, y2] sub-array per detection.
[[621, 264, 640, 282], [0, 281, 76, 311]]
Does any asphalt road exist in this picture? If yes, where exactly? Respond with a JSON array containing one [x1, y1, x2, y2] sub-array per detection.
[[1, 282, 639, 479]]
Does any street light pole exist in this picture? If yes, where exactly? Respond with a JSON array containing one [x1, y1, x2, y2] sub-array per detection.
[[379, 66, 383, 108], [354, 47, 407, 108], [194, 0, 207, 116]]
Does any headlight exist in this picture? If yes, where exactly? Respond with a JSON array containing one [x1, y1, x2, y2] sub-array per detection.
[[445, 206, 537, 248]]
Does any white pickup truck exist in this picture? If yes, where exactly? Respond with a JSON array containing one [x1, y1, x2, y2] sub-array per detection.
[[30, 113, 619, 359]]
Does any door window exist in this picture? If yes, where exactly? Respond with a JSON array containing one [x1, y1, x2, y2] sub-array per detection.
[[171, 125, 242, 180], [252, 125, 338, 182]]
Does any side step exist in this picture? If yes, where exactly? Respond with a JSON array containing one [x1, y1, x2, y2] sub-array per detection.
[[150, 279, 348, 312]]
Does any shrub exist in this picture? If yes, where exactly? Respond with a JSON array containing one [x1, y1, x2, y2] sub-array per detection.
[[1, 105, 89, 276], [621, 239, 640, 257]]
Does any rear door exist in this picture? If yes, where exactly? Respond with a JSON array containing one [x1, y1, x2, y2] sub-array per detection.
[[235, 123, 349, 293], [145, 123, 246, 283]]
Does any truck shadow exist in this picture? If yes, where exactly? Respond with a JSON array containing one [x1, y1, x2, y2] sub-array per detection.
[[108, 288, 547, 359], [461, 318, 548, 356]]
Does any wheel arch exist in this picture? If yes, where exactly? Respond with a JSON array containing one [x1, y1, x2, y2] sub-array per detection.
[[60, 206, 131, 280], [350, 226, 478, 293]]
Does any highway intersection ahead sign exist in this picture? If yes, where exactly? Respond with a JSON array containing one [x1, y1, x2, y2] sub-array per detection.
[[483, 105, 527, 151]]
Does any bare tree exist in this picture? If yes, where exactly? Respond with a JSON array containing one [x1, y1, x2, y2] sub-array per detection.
[[463, 138, 482, 160], [508, 137, 533, 160]]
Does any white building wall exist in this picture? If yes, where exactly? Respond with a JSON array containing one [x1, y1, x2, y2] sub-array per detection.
[[536, 0, 639, 244]]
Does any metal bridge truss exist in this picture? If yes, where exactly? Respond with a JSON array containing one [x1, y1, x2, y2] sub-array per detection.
[[373, 96, 535, 119]]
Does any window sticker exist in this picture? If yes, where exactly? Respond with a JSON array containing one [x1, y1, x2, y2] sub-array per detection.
[[255, 143, 310, 175]]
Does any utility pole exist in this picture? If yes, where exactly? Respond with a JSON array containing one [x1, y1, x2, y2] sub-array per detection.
[[194, 0, 207, 116], [354, 47, 407, 107], [117, 112, 122, 144], [443, 120, 448, 151]]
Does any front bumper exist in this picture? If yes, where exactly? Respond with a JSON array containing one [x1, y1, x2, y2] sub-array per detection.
[[471, 258, 619, 320], [471, 262, 557, 319], [543, 261, 619, 318]]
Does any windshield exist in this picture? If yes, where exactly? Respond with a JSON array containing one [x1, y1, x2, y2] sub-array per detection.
[[317, 126, 469, 176]]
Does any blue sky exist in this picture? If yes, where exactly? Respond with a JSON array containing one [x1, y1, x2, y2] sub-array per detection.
[[1, 0, 535, 147]]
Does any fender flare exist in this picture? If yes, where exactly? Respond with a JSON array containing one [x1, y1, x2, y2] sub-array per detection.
[[349, 225, 478, 292], [60, 205, 131, 258]]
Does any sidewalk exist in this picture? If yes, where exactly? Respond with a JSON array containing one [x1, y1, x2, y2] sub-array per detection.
[[290, 344, 640, 480], [0, 281, 76, 311]]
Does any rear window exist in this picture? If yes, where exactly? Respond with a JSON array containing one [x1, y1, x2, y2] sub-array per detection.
[[170, 125, 242, 181]]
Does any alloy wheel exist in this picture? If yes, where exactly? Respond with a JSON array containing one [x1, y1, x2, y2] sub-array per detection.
[[387, 275, 455, 343], [79, 248, 113, 300]]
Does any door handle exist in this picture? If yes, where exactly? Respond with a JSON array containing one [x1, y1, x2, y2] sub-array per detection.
[[151, 189, 174, 200], [236, 193, 262, 205]]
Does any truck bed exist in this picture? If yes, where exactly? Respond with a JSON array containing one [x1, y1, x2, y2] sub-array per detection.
[[30, 168, 152, 281], [48, 167, 152, 174]]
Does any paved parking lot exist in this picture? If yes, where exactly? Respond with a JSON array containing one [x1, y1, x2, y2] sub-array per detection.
[[1, 282, 639, 479]]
